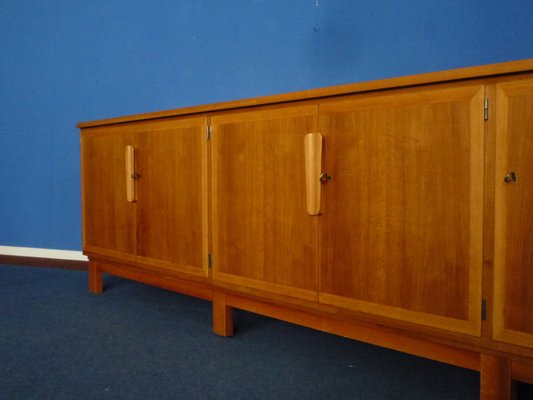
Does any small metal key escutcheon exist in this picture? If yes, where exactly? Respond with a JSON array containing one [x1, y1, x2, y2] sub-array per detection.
[[504, 172, 517, 183], [319, 172, 333, 184]]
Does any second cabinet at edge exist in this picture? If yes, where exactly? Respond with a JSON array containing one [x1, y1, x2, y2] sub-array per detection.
[[211, 82, 485, 336], [81, 117, 209, 279]]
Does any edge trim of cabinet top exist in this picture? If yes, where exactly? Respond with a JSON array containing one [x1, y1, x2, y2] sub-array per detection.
[[77, 58, 533, 129]]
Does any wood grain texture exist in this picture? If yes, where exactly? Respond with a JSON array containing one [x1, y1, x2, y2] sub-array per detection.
[[493, 78, 533, 348], [480, 354, 514, 400], [135, 117, 208, 276], [77, 58, 533, 129], [91, 258, 213, 300], [512, 360, 533, 385], [318, 83, 485, 335], [81, 126, 137, 258], [78, 64, 533, 396], [211, 105, 319, 300], [125, 145, 136, 202], [81, 117, 209, 278], [213, 291, 234, 337], [304, 133, 323, 215], [88, 261, 103, 293], [224, 292, 481, 371]]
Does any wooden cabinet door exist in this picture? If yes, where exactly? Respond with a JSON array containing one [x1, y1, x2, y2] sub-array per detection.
[[318, 84, 485, 335], [81, 125, 137, 262], [493, 78, 533, 348], [135, 117, 209, 277], [211, 105, 319, 301]]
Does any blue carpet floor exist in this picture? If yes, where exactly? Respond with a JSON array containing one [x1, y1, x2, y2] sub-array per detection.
[[1, 264, 532, 400]]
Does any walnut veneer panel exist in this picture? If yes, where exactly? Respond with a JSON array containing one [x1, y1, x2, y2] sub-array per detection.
[[81, 126, 137, 260], [318, 83, 485, 336], [81, 117, 209, 278], [494, 77, 533, 348], [135, 117, 209, 276], [211, 105, 319, 301]]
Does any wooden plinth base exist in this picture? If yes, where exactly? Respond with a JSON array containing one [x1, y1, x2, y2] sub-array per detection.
[[88, 259, 533, 400]]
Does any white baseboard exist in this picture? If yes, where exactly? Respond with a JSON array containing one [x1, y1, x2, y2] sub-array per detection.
[[0, 246, 88, 262]]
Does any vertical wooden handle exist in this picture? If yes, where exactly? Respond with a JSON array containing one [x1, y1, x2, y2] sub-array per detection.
[[125, 145, 136, 202], [304, 133, 322, 215]]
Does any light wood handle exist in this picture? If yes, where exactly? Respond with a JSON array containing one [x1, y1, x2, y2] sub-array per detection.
[[125, 145, 136, 202], [304, 133, 322, 215]]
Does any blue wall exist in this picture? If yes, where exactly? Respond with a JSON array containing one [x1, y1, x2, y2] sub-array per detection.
[[1, 0, 532, 251]]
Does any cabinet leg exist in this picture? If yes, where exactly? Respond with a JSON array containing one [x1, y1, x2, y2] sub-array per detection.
[[480, 354, 515, 400], [88, 261, 103, 294], [213, 291, 233, 337]]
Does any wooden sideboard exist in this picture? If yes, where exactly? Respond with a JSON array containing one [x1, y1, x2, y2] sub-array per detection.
[[78, 59, 533, 399]]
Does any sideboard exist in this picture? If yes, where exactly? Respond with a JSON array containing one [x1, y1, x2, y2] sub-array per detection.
[[78, 58, 533, 399]]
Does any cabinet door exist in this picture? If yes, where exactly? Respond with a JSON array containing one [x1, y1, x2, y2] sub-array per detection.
[[135, 117, 209, 277], [493, 78, 533, 348], [81, 125, 137, 262], [319, 84, 485, 335], [211, 105, 319, 300]]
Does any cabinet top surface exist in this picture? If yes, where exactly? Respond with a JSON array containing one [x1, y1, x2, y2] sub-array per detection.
[[77, 58, 533, 129]]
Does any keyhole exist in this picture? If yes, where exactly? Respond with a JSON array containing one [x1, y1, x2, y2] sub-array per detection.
[[319, 172, 333, 184], [504, 172, 517, 184]]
